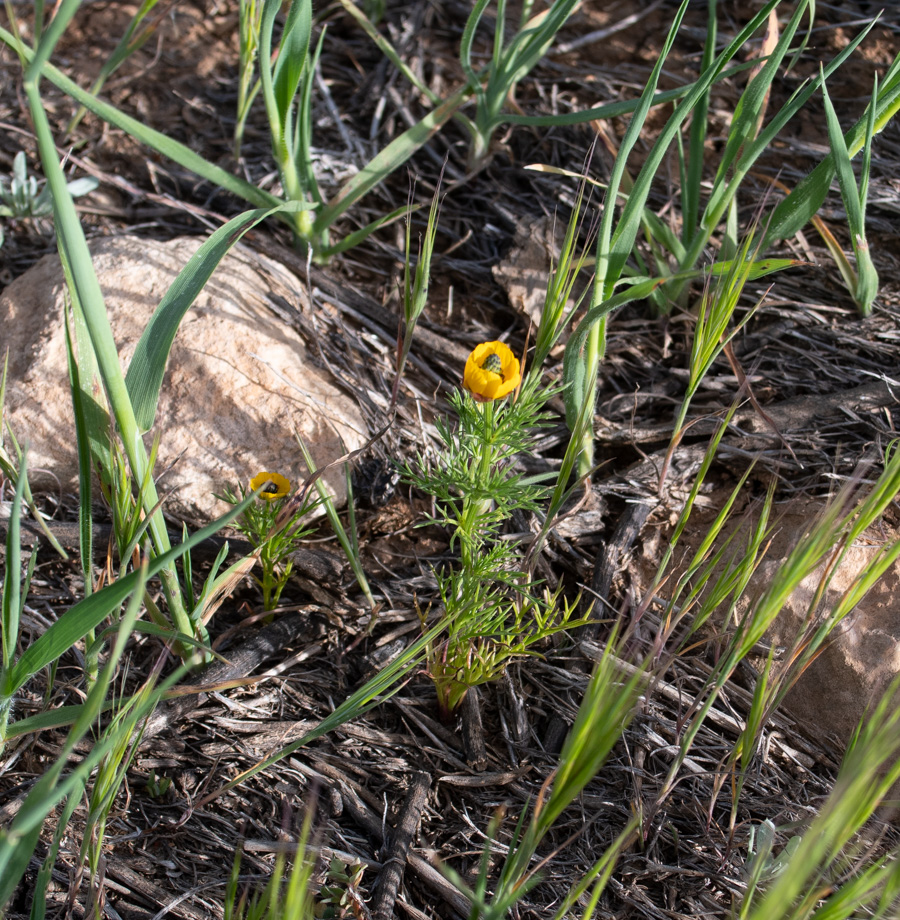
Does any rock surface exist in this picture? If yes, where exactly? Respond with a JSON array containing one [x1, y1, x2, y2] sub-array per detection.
[[2, 235, 367, 521], [742, 499, 900, 746], [641, 496, 900, 750]]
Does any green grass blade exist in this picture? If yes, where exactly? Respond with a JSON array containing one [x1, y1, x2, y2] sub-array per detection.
[[742, 673, 900, 919], [0, 25, 283, 212], [22, 0, 79, 82], [860, 74, 878, 224], [21, 60, 196, 639], [8, 575, 144, 692], [608, 0, 781, 289], [493, 0, 580, 100], [460, 0, 493, 109], [312, 88, 467, 235], [295, 28, 325, 210], [338, 0, 439, 104], [0, 569, 145, 905], [821, 70, 862, 226], [337, 0, 479, 142], [820, 67, 879, 313], [271, 0, 311, 121], [6, 490, 257, 694], [1, 450, 27, 677], [0, 580, 194, 909], [67, 0, 162, 134], [29, 782, 81, 920], [125, 204, 293, 430], [259, 0, 287, 143], [566, 0, 691, 445], [660, 6, 875, 298], [598, 0, 692, 294], [4, 705, 99, 738], [707, 15, 872, 231], [501, 61, 759, 128], [683, 0, 716, 241], [536, 631, 644, 835], [562, 268, 699, 425], [712, 3, 803, 190], [63, 308, 96, 619], [393, 176, 441, 401], [294, 435, 376, 610], [59, 241, 112, 477], [764, 51, 900, 246]]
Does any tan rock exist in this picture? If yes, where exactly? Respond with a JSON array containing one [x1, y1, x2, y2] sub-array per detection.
[[637, 494, 900, 750], [2, 235, 367, 522], [744, 500, 900, 745]]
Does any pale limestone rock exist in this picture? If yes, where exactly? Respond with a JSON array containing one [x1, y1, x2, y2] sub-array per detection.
[[2, 235, 367, 521]]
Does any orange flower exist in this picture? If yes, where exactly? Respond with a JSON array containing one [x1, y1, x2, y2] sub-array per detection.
[[249, 471, 291, 501], [463, 341, 521, 401]]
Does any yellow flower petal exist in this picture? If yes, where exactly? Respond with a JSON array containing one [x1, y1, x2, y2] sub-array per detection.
[[463, 341, 522, 401], [249, 471, 291, 501]]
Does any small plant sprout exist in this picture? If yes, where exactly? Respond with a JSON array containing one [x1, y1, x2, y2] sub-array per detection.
[[317, 857, 368, 918], [0, 150, 96, 220], [393, 171, 443, 408], [234, 0, 264, 159], [219, 471, 316, 612], [65, 0, 170, 137], [224, 807, 317, 920], [743, 819, 801, 902], [818, 66, 880, 316], [404, 341, 589, 718]]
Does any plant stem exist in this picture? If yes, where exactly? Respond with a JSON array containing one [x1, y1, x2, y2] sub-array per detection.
[[576, 318, 603, 478], [459, 399, 495, 571], [22, 75, 195, 654]]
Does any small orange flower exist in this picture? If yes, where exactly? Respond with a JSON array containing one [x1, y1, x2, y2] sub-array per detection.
[[249, 471, 291, 501], [463, 341, 521, 401]]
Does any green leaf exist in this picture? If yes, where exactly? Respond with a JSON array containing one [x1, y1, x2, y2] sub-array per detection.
[[4, 705, 94, 738], [0, 25, 282, 213], [0, 580, 199, 908], [1, 451, 27, 677], [24, 0, 79, 82], [5, 489, 257, 694], [705, 257, 804, 279], [320, 202, 411, 257], [0, 569, 146, 906], [125, 205, 290, 431], [313, 88, 467, 235], [460, 0, 493, 105], [563, 273, 683, 424], [609, 0, 783, 291], [764, 50, 900, 247], [271, 0, 312, 123]]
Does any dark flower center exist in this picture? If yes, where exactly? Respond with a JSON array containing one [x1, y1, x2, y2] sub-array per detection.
[[480, 352, 503, 376]]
